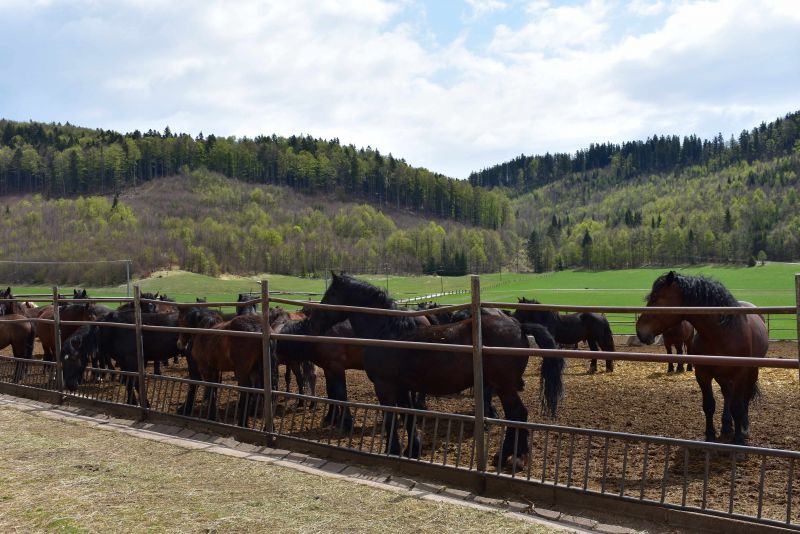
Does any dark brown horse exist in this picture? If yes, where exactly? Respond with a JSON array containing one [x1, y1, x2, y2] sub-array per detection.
[[274, 317, 362, 426], [636, 271, 768, 444], [268, 307, 316, 403], [0, 288, 35, 382], [513, 297, 616, 373], [176, 307, 265, 425], [37, 303, 99, 362], [663, 320, 694, 373], [308, 273, 563, 468]]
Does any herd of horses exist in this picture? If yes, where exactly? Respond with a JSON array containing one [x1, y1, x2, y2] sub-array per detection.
[[0, 270, 768, 466]]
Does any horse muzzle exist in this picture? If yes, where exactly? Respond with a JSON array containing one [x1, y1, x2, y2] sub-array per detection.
[[635, 326, 655, 345]]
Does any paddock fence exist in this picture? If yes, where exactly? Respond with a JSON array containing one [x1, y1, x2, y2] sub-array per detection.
[[0, 276, 799, 532]]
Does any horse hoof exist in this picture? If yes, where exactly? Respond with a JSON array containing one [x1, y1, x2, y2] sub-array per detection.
[[588, 368, 597, 375]]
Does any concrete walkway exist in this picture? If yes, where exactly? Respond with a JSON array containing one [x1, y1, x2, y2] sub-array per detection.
[[0, 393, 646, 534]]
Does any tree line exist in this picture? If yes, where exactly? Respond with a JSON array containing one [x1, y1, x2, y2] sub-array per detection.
[[0, 120, 512, 230], [469, 110, 800, 192]]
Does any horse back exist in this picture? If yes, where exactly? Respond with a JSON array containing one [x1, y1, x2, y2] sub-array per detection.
[[0, 314, 33, 347]]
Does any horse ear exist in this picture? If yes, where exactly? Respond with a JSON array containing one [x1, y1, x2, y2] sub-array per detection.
[[666, 271, 676, 284], [330, 270, 338, 280]]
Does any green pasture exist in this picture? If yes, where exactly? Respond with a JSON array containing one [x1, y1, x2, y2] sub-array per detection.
[[5, 263, 798, 338]]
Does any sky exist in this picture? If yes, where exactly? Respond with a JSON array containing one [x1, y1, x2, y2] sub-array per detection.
[[1, 0, 798, 178]]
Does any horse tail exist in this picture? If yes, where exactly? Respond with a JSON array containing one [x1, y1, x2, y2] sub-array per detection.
[[521, 323, 564, 418], [25, 323, 35, 359], [599, 317, 616, 352]]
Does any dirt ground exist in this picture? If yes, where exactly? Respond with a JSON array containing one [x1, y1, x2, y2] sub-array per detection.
[[2, 339, 798, 525]]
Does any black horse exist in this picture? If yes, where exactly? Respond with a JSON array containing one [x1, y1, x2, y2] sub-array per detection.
[[61, 310, 182, 406], [309, 273, 563, 468], [237, 293, 258, 315], [513, 297, 616, 373]]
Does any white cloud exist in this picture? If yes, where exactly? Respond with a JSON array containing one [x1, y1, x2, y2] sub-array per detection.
[[627, 0, 666, 17], [1, 0, 798, 178]]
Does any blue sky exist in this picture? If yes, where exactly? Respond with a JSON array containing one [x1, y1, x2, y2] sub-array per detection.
[[1, 0, 798, 177]]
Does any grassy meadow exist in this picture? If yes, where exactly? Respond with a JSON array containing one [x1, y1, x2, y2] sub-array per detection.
[[6, 263, 798, 338]]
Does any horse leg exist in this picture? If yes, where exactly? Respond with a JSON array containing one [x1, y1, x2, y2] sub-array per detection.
[[323, 366, 353, 431], [153, 360, 161, 376], [730, 391, 747, 445], [303, 361, 317, 407], [495, 387, 529, 471], [177, 355, 200, 416], [484, 384, 498, 419], [666, 345, 675, 373], [587, 339, 598, 374], [399, 389, 421, 459], [696, 371, 717, 441], [676, 346, 685, 373], [717, 379, 734, 437], [373, 381, 402, 456], [686, 344, 693, 372], [284, 363, 292, 392], [596, 334, 615, 372], [413, 391, 428, 410]]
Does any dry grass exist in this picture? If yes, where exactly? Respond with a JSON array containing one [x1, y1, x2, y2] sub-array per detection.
[[0, 407, 558, 534]]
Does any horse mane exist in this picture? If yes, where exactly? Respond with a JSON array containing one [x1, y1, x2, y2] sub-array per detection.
[[333, 274, 417, 335], [649, 272, 740, 326]]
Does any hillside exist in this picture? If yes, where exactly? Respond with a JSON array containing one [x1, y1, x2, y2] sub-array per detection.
[[0, 112, 799, 278], [0, 170, 507, 284]]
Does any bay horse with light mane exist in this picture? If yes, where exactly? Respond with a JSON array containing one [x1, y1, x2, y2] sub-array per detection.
[[663, 320, 694, 373], [309, 273, 564, 469], [636, 271, 767, 444]]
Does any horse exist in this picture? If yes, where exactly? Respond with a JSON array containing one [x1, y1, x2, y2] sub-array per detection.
[[61, 310, 183, 405], [269, 308, 317, 404], [37, 302, 99, 362], [513, 297, 616, 373], [663, 320, 695, 373], [237, 293, 258, 315], [308, 273, 564, 468], [636, 271, 768, 444], [273, 317, 360, 425], [175, 307, 265, 426], [117, 292, 163, 314], [0, 288, 36, 382]]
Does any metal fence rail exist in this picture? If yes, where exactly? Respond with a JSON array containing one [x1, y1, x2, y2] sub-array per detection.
[[0, 276, 799, 531]]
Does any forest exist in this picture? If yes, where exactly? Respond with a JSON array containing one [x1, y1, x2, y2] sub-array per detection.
[[0, 110, 798, 281]]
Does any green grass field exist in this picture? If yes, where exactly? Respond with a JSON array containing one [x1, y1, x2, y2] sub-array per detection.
[[6, 263, 798, 338]]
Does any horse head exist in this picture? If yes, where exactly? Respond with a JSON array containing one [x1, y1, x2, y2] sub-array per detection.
[[309, 272, 352, 334], [636, 271, 685, 344], [73, 289, 88, 299], [176, 307, 222, 352], [236, 293, 257, 316], [61, 326, 97, 391], [513, 297, 552, 325]]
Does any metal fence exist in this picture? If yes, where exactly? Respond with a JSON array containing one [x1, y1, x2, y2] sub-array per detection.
[[0, 276, 799, 531]]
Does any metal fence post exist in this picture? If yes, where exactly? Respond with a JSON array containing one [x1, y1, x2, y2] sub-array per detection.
[[261, 279, 274, 439], [471, 275, 487, 473], [133, 285, 147, 419], [52, 286, 63, 393]]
